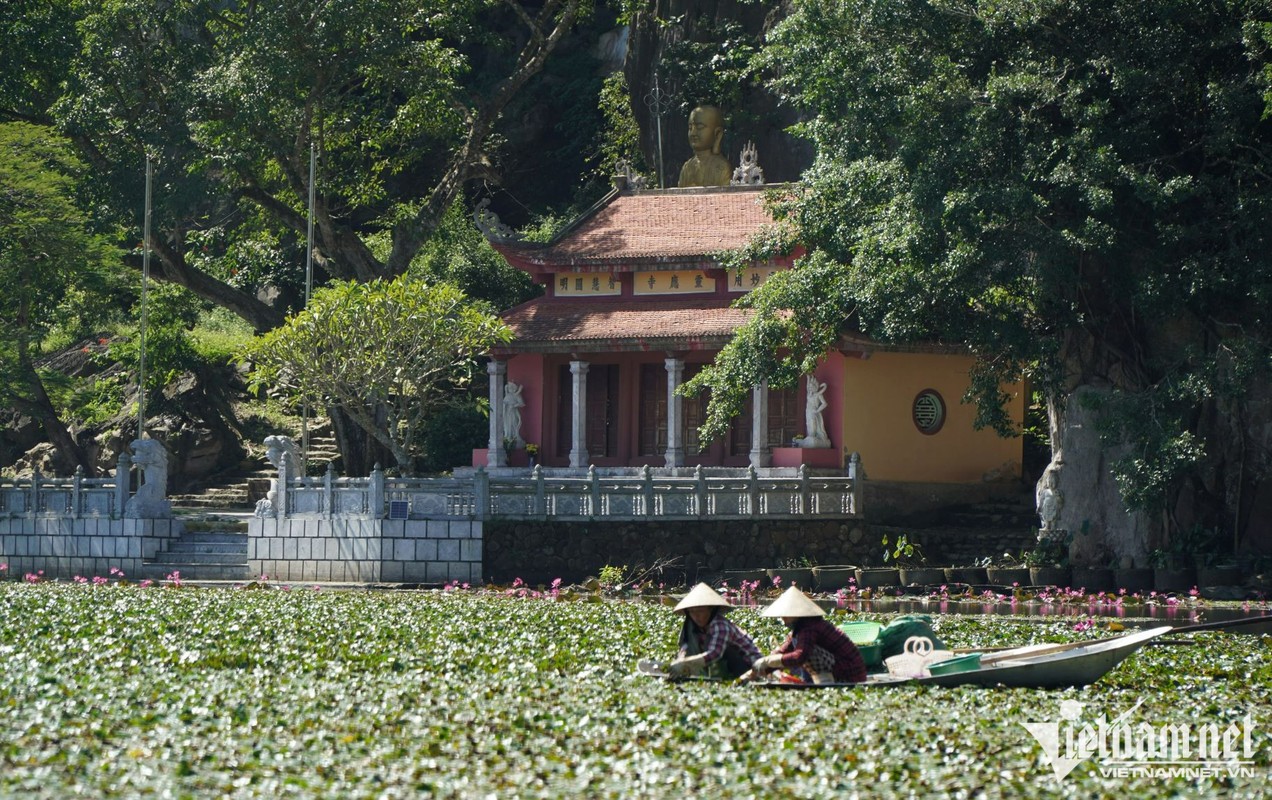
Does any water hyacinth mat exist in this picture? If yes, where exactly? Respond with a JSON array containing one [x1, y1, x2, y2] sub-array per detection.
[[0, 584, 1268, 798]]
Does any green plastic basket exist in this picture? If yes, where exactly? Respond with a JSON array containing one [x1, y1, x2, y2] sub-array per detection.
[[926, 653, 982, 676], [839, 621, 885, 667], [839, 620, 883, 645]]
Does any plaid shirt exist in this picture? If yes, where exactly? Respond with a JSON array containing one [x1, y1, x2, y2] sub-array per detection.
[[776, 617, 867, 683], [680, 613, 762, 666]]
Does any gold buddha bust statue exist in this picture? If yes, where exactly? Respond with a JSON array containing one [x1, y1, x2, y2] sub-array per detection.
[[677, 105, 732, 188]]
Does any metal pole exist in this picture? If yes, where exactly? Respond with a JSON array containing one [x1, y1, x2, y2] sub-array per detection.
[[137, 155, 152, 439], [644, 73, 672, 189], [301, 143, 316, 474]]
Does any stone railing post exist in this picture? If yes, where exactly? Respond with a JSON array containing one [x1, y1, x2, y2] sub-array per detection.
[[747, 465, 759, 517], [369, 463, 385, 518], [323, 461, 336, 518], [587, 465, 600, 517], [30, 467, 41, 517], [72, 466, 84, 519], [532, 465, 546, 517], [848, 452, 863, 516], [694, 464, 706, 517], [798, 464, 809, 515], [474, 467, 489, 521], [641, 464, 654, 517], [114, 451, 130, 520], [276, 452, 290, 519]]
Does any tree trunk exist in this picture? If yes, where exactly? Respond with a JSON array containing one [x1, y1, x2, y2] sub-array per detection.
[[1037, 387, 1152, 568], [142, 239, 286, 332], [12, 361, 94, 477]]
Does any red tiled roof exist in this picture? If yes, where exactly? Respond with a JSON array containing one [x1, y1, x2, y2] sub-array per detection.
[[492, 186, 784, 269], [497, 296, 753, 353]]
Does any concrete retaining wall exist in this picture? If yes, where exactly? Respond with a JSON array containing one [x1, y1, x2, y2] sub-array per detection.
[[248, 518, 482, 584], [0, 518, 183, 580], [484, 519, 1038, 586]]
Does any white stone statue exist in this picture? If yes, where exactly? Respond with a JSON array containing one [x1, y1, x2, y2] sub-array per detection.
[[264, 435, 302, 471], [124, 438, 172, 518], [255, 435, 302, 517], [502, 382, 525, 448], [1036, 464, 1063, 533], [802, 376, 830, 448]]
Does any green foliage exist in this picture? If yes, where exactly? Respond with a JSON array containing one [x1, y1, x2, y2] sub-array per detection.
[[597, 564, 629, 588], [1023, 533, 1073, 568], [403, 202, 539, 310], [696, 0, 1272, 522], [882, 533, 925, 567], [105, 284, 203, 399], [0, 121, 120, 456], [242, 276, 512, 473], [660, 19, 761, 116], [0, 585, 1267, 797], [418, 404, 489, 474], [593, 72, 648, 181]]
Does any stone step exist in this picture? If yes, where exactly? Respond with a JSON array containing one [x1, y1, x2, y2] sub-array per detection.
[[165, 540, 248, 555], [180, 526, 249, 538], [134, 562, 251, 582], [153, 551, 247, 565], [171, 498, 254, 510]]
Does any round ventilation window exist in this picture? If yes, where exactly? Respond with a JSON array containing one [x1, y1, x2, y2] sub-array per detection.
[[912, 389, 945, 435]]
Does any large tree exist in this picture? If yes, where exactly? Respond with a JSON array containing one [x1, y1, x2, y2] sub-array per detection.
[[0, 122, 120, 474], [1, 0, 590, 332], [0, 0, 592, 474], [688, 0, 1272, 557], [243, 277, 511, 474]]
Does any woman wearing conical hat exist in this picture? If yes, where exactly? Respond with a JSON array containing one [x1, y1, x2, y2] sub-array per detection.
[[665, 583, 762, 679], [750, 586, 867, 684]]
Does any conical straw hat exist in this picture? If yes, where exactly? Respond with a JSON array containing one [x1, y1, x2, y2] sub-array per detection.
[[760, 586, 825, 618], [674, 583, 733, 613]]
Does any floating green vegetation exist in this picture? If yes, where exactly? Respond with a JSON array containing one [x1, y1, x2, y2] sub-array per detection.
[[0, 584, 1267, 798]]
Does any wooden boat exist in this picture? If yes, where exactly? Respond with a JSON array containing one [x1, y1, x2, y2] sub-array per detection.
[[757, 625, 1173, 690]]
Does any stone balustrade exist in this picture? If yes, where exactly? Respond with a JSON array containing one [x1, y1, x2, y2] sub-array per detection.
[[271, 458, 864, 522]]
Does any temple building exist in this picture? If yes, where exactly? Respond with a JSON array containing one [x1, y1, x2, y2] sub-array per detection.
[[473, 178, 1024, 485]]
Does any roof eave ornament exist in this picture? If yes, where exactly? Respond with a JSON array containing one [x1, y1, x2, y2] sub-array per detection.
[[473, 198, 520, 241], [730, 141, 765, 186]]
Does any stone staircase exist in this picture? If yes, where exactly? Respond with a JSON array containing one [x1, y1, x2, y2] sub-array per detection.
[[147, 423, 342, 583], [168, 459, 271, 510], [136, 514, 252, 582], [168, 420, 343, 512], [874, 493, 1041, 566]]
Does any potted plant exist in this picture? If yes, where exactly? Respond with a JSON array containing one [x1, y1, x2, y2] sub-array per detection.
[[767, 557, 815, 590], [1070, 563, 1115, 593], [1196, 556, 1242, 589], [854, 534, 903, 589], [984, 553, 1031, 587], [1150, 548, 1196, 592], [1069, 545, 1116, 593], [812, 564, 859, 591], [1024, 533, 1071, 588], [885, 533, 943, 587], [1112, 556, 1154, 593]]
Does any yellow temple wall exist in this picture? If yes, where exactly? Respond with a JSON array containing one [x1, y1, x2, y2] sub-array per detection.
[[839, 352, 1024, 483]]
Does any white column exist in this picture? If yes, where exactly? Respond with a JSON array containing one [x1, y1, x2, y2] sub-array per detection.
[[487, 360, 507, 468], [749, 381, 770, 468], [664, 357, 685, 468], [569, 360, 589, 468]]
